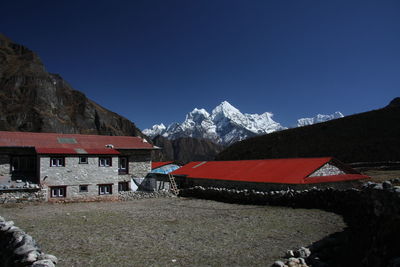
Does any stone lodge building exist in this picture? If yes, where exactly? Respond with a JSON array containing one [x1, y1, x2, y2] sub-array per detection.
[[0, 131, 156, 201]]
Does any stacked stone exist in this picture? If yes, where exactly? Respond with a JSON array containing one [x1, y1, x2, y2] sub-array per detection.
[[118, 190, 177, 201], [0, 189, 46, 204], [0, 216, 57, 266], [272, 247, 311, 267]]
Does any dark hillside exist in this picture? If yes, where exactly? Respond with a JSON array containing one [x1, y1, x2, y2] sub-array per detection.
[[152, 135, 223, 163], [217, 99, 400, 163], [0, 33, 144, 137]]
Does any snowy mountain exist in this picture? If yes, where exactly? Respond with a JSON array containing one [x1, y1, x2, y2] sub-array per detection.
[[296, 112, 344, 127], [143, 101, 286, 145], [143, 101, 344, 146]]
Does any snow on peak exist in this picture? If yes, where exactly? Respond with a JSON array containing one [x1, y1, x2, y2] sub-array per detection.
[[143, 101, 285, 145], [143, 101, 344, 145], [297, 111, 344, 127]]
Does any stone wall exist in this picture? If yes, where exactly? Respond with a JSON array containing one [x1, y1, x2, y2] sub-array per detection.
[[308, 163, 345, 177], [127, 151, 151, 178], [177, 176, 363, 192], [0, 189, 47, 204], [39, 151, 151, 200], [179, 180, 400, 267], [0, 216, 57, 266], [0, 155, 10, 177]]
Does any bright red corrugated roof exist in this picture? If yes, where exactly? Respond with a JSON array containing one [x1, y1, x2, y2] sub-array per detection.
[[35, 148, 120, 155], [0, 131, 154, 154], [171, 158, 368, 184], [152, 161, 174, 169]]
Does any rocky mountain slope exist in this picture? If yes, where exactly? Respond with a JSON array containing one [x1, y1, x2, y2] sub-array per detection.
[[151, 135, 223, 163], [0, 33, 144, 137], [217, 98, 400, 163], [144, 101, 343, 146]]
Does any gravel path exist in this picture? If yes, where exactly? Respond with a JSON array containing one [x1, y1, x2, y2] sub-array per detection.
[[0, 197, 345, 266]]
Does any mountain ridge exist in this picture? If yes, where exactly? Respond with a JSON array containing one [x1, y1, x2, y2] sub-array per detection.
[[144, 101, 343, 145], [0, 33, 144, 138]]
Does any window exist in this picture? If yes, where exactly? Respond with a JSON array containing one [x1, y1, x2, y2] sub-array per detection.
[[51, 186, 66, 198], [99, 157, 112, 167], [118, 182, 129, 192], [99, 184, 112, 195], [79, 185, 88, 192], [79, 157, 88, 164], [118, 157, 129, 174], [50, 157, 65, 167]]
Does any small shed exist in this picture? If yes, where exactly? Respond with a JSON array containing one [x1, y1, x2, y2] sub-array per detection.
[[171, 157, 368, 191]]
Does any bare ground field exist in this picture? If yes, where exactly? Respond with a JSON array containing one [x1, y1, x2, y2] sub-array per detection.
[[0, 198, 345, 267], [362, 169, 400, 183]]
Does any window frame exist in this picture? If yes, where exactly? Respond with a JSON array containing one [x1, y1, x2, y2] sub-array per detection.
[[79, 185, 89, 192], [118, 157, 129, 174], [99, 157, 112, 167], [50, 157, 65, 167], [118, 181, 129, 192], [98, 184, 113, 195], [79, 156, 88, 164], [50, 186, 66, 198]]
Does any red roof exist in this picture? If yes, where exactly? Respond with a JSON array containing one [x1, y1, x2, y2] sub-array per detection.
[[152, 161, 174, 169], [0, 131, 154, 155], [171, 158, 368, 184]]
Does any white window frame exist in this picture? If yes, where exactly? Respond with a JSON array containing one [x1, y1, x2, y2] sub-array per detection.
[[99, 157, 112, 167], [51, 187, 66, 198], [50, 157, 65, 167], [99, 184, 112, 195], [79, 156, 88, 164]]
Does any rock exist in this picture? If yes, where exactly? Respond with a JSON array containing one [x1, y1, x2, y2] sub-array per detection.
[[38, 254, 58, 264], [295, 247, 311, 258], [0, 220, 15, 231], [383, 181, 393, 190], [272, 261, 287, 267], [285, 250, 295, 258], [31, 259, 56, 267]]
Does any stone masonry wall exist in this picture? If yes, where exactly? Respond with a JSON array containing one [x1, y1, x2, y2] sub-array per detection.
[[40, 156, 130, 200], [0, 216, 57, 267], [308, 163, 345, 177], [0, 155, 10, 178], [0, 189, 47, 204], [180, 181, 400, 267], [128, 152, 151, 178]]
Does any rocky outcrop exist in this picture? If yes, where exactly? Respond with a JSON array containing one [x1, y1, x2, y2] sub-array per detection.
[[0, 216, 57, 266], [180, 179, 400, 267], [0, 33, 144, 137], [151, 135, 223, 163]]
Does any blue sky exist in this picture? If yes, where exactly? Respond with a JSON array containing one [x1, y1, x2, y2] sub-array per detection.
[[1, 0, 399, 129]]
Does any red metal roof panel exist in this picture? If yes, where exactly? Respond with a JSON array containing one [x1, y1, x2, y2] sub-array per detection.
[[171, 158, 367, 184], [35, 147, 120, 155], [0, 131, 155, 150]]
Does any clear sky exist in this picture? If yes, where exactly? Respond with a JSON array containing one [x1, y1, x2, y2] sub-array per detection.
[[1, 0, 399, 129]]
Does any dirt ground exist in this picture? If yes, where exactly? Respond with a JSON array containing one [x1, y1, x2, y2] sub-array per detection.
[[362, 169, 400, 183], [0, 198, 345, 267]]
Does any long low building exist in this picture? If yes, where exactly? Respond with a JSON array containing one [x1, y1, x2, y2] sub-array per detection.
[[171, 158, 369, 191], [0, 131, 157, 201]]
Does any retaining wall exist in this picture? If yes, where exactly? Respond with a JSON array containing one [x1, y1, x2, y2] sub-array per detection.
[[180, 181, 400, 267], [0, 189, 47, 204]]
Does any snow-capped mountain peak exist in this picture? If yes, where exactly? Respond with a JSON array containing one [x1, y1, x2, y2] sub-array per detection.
[[297, 111, 344, 127], [143, 101, 344, 145], [143, 101, 285, 145]]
